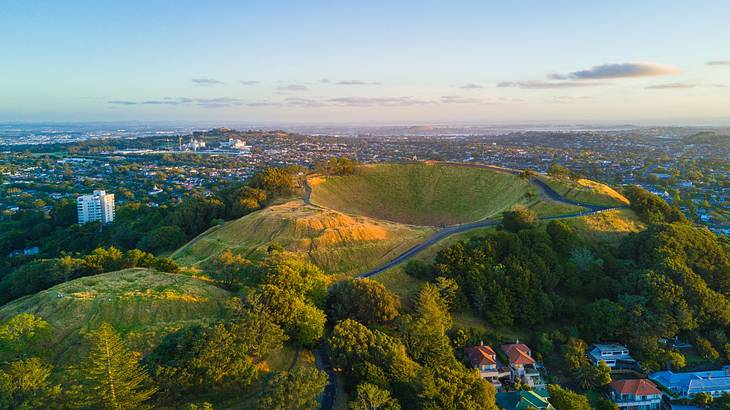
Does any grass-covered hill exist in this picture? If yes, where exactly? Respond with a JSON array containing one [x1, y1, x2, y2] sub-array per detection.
[[0, 268, 231, 363], [539, 175, 630, 207], [173, 199, 435, 275], [308, 162, 537, 226]]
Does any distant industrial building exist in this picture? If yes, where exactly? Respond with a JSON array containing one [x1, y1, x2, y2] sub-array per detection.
[[220, 138, 249, 151], [77, 190, 115, 224]]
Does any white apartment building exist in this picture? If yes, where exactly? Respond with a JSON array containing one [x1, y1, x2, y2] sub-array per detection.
[[77, 190, 115, 224]]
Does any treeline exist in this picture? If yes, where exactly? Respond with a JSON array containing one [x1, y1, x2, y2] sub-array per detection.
[[0, 166, 302, 290], [409, 189, 730, 373], [315, 156, 359, 175], [0, 247, 179, 305]]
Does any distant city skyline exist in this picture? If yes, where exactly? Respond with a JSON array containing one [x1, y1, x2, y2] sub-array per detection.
[[2, 0, 730, 123]]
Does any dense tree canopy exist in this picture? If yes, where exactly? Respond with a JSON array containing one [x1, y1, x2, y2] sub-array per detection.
[[327, 279, 400, 325]]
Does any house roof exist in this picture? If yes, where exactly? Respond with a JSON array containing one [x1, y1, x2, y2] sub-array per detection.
[[501, 343, 535, 366], [496, 389, 552, 410], [591, 343, 629, 353], [610, 379, 661, 396], [650, 366, 730, 393], [465, 345, 497, 367]]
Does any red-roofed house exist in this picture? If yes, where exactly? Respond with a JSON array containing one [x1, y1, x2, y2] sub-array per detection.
[[501, 342, 544, 388], [609, 379, 662, 410], [465, 343, 507, 389]]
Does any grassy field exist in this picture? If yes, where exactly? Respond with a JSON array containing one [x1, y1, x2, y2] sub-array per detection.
[[539, 175, 630, 207], [309, 162, 535, 226], [173, 200, 435, 276], [0, 268, 232, 364], [564, 208, 645, 244]]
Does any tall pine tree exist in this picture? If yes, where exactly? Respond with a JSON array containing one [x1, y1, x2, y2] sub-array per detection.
[[83, 322, 157, 409]]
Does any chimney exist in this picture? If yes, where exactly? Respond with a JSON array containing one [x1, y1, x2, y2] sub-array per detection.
[[479, 340, 484, 346]]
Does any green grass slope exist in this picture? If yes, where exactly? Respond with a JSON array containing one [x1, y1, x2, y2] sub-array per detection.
[[539, 175, 629, 207], [173, 200, 435, 276], [0, 268, 231, 363], [309, 162, 535, 226]]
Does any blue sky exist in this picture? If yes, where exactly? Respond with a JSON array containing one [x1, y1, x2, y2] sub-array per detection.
[[2, 0, 729, 123]]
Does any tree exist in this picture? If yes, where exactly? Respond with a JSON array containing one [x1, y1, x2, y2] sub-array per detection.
[[546, 220, 577, 254], [83, 322, 157, 409], [562, 338, 589, 372], [222, 186, 268, 219], [153, 257, 180, 273], [594, 396, 619, 410], [416, 365, 498, 410], [0, 313, 50, 359], [570, 247, 603, 273], [574, 364, 596, 390], [696, 337, 720, 361], [693, 392, 714, 407], [147, 313, 285, 398], [433, 277, 461, 311], [256, 367, 328, 410], [0, 357, 61, 409], [290, 302, 326, 348], [317, 157, 359, 176], [208, 250, 252, 290], [581, 299, 624, 341], [327, 279, 400, 325], [547, 384, 591, 410], [328, 319, 377, 369], [403, 260, 435, 280], [548, 163, 570, 179], [400, 284, 456, 367], [137, 225, 187, 253], [170, 196, 225, 236], [502, 205, 537, 232], [250, 167, 298, 196], [349, 383, 401, 410], [593, 360, 612, 388]]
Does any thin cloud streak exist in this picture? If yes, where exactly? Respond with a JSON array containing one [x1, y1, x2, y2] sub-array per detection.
[[277, 84, 309, 92], [645, 82, 726, 90], [108, 100, 137, 105], [239, 80, 260, 86], [498, 80, 610, 89], [440, 95, 484, 104], [335, 80, 380, 85], [707, 60, 730, 66], [459, 83, 483, 90], [192, 78, 224, 86], [327, 96, 434, 107], [550, 62, 680, 80]]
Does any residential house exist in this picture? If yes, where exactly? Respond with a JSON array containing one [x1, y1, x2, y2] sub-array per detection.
[[501, 342, 544, 388], [650, 366, 730, 399], [495, 388, 553, 410], [464, 343, 507, 390], [608, 379, 662, 410], [588, 343, 636, 368]]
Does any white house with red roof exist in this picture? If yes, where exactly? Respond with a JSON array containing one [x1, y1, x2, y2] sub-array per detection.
[[608, 379, 662, 410], [501, 342, 544, 388], [464, 342, 510, 390]]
